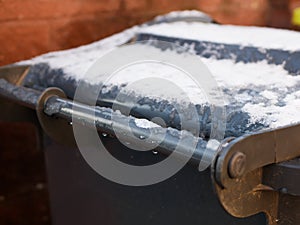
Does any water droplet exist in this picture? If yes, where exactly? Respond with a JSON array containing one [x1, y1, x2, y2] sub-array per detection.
[[102, 133, 108, 137], [280, 187, 288, 194], [152, 151, 158, 155]]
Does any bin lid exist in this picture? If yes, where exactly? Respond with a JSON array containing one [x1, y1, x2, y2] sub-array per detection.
[[18, 10, 300, 139]]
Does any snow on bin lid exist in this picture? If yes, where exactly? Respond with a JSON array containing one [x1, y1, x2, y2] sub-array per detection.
[[140, 21, 300, 51], [20, 11, 300, 134]]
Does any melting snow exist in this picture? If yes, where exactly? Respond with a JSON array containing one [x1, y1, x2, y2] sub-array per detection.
[[140, 21, 300, 51], [134, 118, 161, 129]]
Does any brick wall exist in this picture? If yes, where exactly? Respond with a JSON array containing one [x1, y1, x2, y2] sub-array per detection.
[[0, 0, 300, 66]]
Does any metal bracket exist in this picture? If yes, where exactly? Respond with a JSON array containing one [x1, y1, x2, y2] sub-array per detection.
[[212, 124, 300, 225], [263, 158, 300, 196]]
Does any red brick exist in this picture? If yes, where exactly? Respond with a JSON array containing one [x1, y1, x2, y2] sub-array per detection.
[[267, 0, 291, 28], [0, 0, 120, 22], [0, 20, 51, 65], [124, 0, 148, 11], [148, 0, 198, 13], [197, 0, 224, 13], [76, 0, 121, 14], [49, 14, 130, 50], [290, 0, 300, 10], [204, 0, 269, 26], [125, 13, 158, 26]]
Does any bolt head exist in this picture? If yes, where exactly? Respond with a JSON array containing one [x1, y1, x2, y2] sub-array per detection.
[[229, 152, 247, 178]]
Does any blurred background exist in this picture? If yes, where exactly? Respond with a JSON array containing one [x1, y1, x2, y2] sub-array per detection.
[[0, 0, 300, 224], [1, 0, 300, 66]]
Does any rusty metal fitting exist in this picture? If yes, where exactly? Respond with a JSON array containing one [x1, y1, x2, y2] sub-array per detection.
[[228, 152, 247, 178]]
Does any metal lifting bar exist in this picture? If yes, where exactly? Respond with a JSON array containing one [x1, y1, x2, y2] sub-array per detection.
[[0, 78, 214, 166]]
